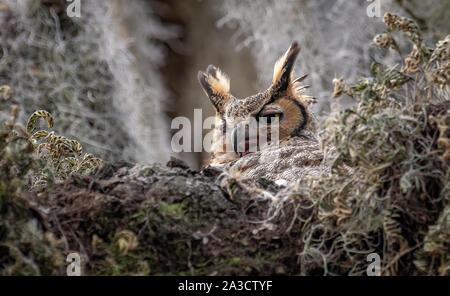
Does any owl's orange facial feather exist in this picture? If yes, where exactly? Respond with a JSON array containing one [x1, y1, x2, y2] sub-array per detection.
[[272, 97, 307, 140]]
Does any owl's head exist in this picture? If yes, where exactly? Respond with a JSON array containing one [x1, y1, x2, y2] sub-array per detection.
[[198, 42, 317, 164]]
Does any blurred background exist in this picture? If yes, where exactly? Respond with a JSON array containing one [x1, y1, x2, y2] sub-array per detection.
[[0, 0, 448, 169]]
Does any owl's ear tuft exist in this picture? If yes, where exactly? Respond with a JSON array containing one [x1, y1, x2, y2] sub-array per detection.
[[198, 65, 230, 96], [272, 42, 300, 93], [198, 65, 231, 112]]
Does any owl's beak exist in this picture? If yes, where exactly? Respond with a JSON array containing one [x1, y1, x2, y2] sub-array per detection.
[[231, 122, 258, 157]]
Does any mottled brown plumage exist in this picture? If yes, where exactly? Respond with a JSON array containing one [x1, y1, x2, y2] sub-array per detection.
[[198, 42, 329, 183]]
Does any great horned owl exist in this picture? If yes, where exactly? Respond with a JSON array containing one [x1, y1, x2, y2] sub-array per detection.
[[198, 42, 330, 183]]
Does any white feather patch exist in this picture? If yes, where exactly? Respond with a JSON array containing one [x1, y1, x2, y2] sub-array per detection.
[[208, 68, 230, 95]]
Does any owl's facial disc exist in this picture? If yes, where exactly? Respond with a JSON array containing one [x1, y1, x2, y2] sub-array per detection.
[[231, 104, 283, 158]]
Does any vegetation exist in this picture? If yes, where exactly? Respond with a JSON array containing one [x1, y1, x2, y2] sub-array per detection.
[[306, 12, 449, 275]]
